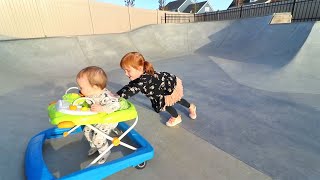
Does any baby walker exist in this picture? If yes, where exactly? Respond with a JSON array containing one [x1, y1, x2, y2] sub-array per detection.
[[25, 87, 154, 180]]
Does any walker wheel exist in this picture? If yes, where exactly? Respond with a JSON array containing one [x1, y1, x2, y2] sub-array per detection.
[[135, 161, 147, 170]]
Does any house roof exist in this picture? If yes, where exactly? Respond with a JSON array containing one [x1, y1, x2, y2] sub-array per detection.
[[183, 1, 207, 13], [228, 0, 286, 9], [165, 0, 185, 11]]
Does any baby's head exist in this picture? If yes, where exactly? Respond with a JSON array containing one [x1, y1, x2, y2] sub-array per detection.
[[76, 66, 107, 96]]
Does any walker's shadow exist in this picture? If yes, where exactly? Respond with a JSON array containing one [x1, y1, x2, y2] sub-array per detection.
[[43, 131, 137, 178], [43, 134, 88, 178]]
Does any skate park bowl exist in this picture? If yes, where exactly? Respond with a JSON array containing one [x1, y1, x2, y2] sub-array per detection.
[[1, 15, 320, 180]]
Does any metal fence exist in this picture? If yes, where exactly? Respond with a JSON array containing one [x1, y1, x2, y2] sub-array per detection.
[[163, 0, 320, 23], [161, 14, 194, 23]]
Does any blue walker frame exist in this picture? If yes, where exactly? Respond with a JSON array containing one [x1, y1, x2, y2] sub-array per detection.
[[25, 122, 154, 180]]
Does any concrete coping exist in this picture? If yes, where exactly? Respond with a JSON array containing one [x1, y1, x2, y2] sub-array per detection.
[[270, 12, 292, 24]]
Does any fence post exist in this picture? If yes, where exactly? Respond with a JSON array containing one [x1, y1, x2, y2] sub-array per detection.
[[165, 13, 167, 23], [291, 0, 296, 17], [240, 5, 243, 18]]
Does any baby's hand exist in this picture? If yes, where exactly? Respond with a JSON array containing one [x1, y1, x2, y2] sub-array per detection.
[[90, 104, 103, 112]]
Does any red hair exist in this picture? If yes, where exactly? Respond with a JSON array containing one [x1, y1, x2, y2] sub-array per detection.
[[120, 52, 154, 75]]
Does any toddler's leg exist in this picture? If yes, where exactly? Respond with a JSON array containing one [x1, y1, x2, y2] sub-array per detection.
[[92, 124, 113, 164], [176, 98, 190, 108], [97, 123, 118, 134], [97, 141, 111, 164], [165, 106, 179, 118], [177, 98, 197, 119], [83, 126, 97, 155], [165, 106, 182, 127], [83, 126, 93, 141]]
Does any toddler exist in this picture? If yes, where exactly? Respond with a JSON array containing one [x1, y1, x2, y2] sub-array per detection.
[[117, 52, 197, 127], [76, 66, 123, 164]]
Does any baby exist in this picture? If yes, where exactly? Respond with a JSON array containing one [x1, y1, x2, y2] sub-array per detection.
[[76, 66, 124, 164]]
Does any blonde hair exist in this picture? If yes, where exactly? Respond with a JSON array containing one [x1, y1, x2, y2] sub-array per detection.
[[76, 66, 107, 89], [120, 52, 155, 75]]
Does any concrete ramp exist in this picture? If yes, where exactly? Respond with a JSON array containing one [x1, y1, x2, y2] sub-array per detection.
[[1, 16, 320, 180], [198, 18, 320, 94]]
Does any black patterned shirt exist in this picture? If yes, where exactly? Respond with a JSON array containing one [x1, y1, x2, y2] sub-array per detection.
[[117, 72, 177, 112]]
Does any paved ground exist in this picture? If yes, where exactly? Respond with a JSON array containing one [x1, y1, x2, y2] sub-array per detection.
[[0, 16, 319, 180]]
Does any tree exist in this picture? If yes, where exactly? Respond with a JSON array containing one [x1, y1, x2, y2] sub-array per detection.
[[124, 0, 135, 7], [193, 0, 198, 14], [158, 0, 166, 10], [234, 0, 244, 7]]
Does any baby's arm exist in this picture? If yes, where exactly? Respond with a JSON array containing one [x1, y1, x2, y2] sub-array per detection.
[[90, 104, 104, 112], [102, 98, 121, 114], [90, 100, 121, 113], [97, 91, 121, 113]]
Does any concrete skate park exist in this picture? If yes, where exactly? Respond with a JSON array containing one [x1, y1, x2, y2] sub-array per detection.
[[1, 16, 320, 180]]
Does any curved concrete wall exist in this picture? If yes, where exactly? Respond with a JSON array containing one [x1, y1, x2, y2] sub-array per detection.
[[0, 16, 319, 95], [1, 16, 320, 180]]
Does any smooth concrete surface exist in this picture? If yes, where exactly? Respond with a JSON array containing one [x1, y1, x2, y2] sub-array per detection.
[[0, 16, 319, 180]]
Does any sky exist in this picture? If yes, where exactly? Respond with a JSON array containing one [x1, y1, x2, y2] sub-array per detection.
[[97, 0, 233, 11]]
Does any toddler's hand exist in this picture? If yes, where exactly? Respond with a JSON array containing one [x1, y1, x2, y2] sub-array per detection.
[[90, 104, 103, 112]]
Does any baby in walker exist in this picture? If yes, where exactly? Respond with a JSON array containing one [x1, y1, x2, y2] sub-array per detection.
[[76, 66, 127, 164]]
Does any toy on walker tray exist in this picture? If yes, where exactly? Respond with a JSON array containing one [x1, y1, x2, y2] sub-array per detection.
[[25, 87, 154, 180]]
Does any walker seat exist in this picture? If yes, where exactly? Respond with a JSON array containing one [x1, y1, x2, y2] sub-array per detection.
[[48, 96, 137, 128]]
